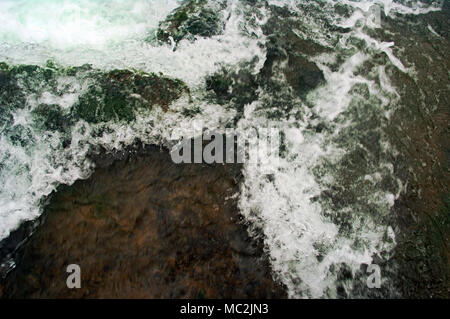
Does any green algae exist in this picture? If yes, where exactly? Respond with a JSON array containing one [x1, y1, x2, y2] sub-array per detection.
[[0, 61, 188, 128]]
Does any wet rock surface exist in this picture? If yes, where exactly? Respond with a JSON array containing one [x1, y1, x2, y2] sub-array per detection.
[[0, 145, 286, 299], [156, 0, 226, 45], [0, 62, 189, 129], [377, 4, 450, 298], [74, 68, 189, 124], [201, 2, 449, 298], [204, 3, 327, 124]]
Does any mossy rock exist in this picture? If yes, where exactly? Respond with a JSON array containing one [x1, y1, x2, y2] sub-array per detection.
[[206, 69, 233, 101], [185, 8, 221, 37], [1, 61, 189, 128], [73, 69, 189, 124], [156, 0, 223, 45], [31, 104, 72, 132], [64, 64, 93, 77], [284, 54, 325, 97], [206, 67, 259, 110], [0, 67, 23, 110], [0, 62, 9, 72], [7, 63, 58, 92]]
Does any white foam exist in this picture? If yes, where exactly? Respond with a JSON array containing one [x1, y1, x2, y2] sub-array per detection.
[[0, 0, 180, 49], [0, 0, 271, 240], [327, 0, 442, 17], [236, 0, 438, 298], [0, 0, 267, 87], [311, 52, 371, 121]]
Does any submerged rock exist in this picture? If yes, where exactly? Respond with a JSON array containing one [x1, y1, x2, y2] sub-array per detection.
[[0, 145, 286, 299], [201, 2, 327, 122], [74, 69, 189, 124], [318, 3, 450, 298], [260, 4, 328, 96], [376, 5, 450, 298], [0, 62, 189, 130], [206, 66, 259, 112], [156, 0, 225, 46]]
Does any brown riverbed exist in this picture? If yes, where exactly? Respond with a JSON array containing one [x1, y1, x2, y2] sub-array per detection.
[[0, 145, 286, 298]]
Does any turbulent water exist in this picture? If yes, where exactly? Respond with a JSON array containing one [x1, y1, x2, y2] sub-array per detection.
[[0, 0, 445, 298]]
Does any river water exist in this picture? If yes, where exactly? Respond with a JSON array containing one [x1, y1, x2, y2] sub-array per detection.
[[0, 0, 445, 298]]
